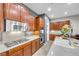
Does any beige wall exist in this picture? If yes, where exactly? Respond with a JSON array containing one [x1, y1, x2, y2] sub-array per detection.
[[1, 32, 25, 43]]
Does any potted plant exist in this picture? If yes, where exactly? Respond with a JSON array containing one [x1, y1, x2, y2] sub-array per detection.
[[60, 24, 70, 39]]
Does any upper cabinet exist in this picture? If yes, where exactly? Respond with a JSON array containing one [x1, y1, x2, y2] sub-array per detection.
[[4, 3, 31, 23], [0, 3, 36, 32], [4, 4, 20, 21], [50, 20, 70, 30], [0, 4, 4, 32], [20, 6, 29, 23], [0, 4, 3, 20], [27, 16, 35, 31], [34, 16, 45, 31], [40, 18, 45, 29]]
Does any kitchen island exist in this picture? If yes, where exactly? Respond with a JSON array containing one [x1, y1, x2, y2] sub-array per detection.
[[47, 37, 79, 56]]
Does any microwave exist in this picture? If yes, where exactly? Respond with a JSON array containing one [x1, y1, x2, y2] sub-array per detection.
[[4, 20, 28, 32]]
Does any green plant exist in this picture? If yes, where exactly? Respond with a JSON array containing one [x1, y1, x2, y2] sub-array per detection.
[[60, 24, 70, 37]]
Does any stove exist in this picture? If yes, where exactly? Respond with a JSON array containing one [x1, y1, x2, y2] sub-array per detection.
[[4, 38, 29, 47]]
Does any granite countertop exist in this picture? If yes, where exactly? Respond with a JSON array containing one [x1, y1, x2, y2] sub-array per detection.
[[47, 37, 79, 56], [0, 35, 40, 54]]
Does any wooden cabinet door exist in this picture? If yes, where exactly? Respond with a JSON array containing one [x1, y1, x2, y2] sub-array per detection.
[[8, 44, 23, 56], [0, 52, 7, 56], [50, 23, 53, 30], [24, 44, 32, 56], [4, 4, 20, 21], [31, 39, 40, 54], [28, 16, 35, 31], [40, 18, 45, 29], [0, 3, 3, 20], [36, 39, 40, 50], [32, 40, 37, 54], [16, 4, 20, 22], [4, 3, 10, 19], [0, 3, 4, 32], [11, 50, 23, 56], [49, 34, 56, 41], [9, 4, 19, 21], [34, 16, 40, 31], [20, 6, 29, 23], [34, 16, 45, 31]]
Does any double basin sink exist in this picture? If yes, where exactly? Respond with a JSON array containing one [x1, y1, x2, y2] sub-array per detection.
[[4, 38, 29, 47]]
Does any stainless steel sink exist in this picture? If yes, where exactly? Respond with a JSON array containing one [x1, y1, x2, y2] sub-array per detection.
[[4, 38, 29, 47]]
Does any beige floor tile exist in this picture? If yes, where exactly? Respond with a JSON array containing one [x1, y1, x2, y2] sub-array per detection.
[[33, 40, 53, 56]]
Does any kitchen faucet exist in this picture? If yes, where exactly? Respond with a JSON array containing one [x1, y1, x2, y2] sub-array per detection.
[[67, 27, 73, 46]]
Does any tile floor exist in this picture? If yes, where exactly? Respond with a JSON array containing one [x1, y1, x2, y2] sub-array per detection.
[[33, 40, 53, 56]]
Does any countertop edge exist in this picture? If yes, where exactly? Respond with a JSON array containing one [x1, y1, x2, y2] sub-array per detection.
[[0, 36, 40, 54]]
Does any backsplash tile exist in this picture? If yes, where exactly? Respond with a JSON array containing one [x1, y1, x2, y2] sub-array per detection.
[[2, 32, 25, 43]]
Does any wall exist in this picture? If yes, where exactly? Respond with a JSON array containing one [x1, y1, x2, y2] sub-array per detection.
[[50, 15, 79, 35], [2, 32, 25, 43]]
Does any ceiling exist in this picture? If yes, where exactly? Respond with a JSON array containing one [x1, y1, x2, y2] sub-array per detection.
[[24, 3, 79, 19]]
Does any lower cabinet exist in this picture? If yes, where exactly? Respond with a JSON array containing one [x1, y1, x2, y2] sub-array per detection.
[[24, 44, 32, 56], [49, 34, 62, 41], [8, 44, 23, 56], [49, 34, 56, 41], [0, 52, 7, 56], [36, 39, 40, 50], [32, 39, 40, 54], [10, 50, 23, 56], [0, 38, 40, 56], [32, 40, 37, 54]]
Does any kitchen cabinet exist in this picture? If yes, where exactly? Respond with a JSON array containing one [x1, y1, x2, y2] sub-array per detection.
[[34, 16, 40, 31], [24, 44, 32, 56], [0, 4, 3, 20], [32, 39, 37, 54], [4, 4, 18, 21], [8, 44, 23, 56], [49, 34, 56, 41], [28, 16, 35, 31], [34, 16, 45, 31], [36, 39, 40, 50], [32, 38, 40, 54], [16, 4, 20, 22], [8, 41, 32, 56], [4, 3, 35, 31], [9, 4, 18, 21], [50, 20, 70, 30], [0, 3, 4, 32], [4, 3, 10, 19], [4, 3, 29, 22], [0, 52, 7, 56], [0, 38, 40, 56], [20, 6, 29, 23], [40, 18, 45, 29], [10, 50, 23, 56], [23, 42, 32, 56]]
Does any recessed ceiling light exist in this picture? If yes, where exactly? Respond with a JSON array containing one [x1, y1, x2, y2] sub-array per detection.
[[64, 12, 68, 15], [47, 7, 52, 11]]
